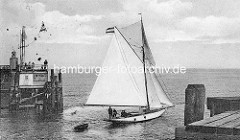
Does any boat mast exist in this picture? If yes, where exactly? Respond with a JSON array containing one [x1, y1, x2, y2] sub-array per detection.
[[19, 30, 22, 65], [20, 26, 26, 66], [140, 14, 150, 111]]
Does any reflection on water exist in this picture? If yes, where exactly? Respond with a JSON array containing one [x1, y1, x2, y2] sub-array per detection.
[[1, 69, 240, 139], [0, 109, 65, 139]]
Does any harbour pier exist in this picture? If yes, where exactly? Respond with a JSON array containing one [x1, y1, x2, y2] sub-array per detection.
[[175, 84, 240, 140], [0, 51, 63, 114]]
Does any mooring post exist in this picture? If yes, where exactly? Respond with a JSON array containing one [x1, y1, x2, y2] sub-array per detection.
[[59, 86, 63, 112], [43, 91, 47, 114], [184, 84, 205, 126], [52, 76, 57, 111], [58, 71, 62, 83], [57, 71, 62, 111], [50, 69, 54, 84]]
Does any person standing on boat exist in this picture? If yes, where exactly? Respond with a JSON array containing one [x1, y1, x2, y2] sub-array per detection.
[[112, 109, 117, 118], [108, 106, 112, 119]]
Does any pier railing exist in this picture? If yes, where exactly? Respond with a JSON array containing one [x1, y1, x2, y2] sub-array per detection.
[[0, 65, 10, 70], [20, 64, 48, 71], [0, 64, 48, 71]]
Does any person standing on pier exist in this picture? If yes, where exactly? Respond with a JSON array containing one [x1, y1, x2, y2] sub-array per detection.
[[44, 59, 48, 69]]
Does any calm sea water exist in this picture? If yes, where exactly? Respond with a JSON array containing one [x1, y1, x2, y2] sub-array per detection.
[[1, 69, 240, 139]]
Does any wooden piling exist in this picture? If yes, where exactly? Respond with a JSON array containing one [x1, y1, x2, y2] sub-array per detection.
[[52, 76, 57, 111], [58, 71, 63, 111], [40, 69, 63, 113], [58, 71, 62, 83], [184, 84, 205, 126], [50, 69, 54, 83], [59, 86, 63, 112]]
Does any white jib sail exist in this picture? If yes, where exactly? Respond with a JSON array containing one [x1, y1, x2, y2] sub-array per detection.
[[150, 72, 174, 107]]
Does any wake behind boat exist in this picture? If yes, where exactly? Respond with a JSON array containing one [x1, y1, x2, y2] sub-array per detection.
[[85, 15, 174, 123]]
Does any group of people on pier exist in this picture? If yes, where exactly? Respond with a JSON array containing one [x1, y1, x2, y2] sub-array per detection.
[[20, 59, 48, 70]]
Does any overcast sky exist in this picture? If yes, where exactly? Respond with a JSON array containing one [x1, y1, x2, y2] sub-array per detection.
[[1, 0, 240, 68]]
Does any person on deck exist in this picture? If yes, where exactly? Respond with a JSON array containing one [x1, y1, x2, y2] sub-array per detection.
[[32, 62, 35, 69], [108, 106, 112, 119], [24, 62, 27, 69], [121, 110, 127, 117], [112, 109, 117, 118], [28, 62, 31, 69]]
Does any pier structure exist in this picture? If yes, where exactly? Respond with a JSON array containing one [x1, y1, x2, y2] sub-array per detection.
[[1, 26, 63, 114], [0, 51, 63, 113], [175, 84, 240, 140]]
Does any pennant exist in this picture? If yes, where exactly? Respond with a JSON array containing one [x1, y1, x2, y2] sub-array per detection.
[[106, 27, 114, 34], [39, 21, 47, 32], [22, 26, 27, 40]]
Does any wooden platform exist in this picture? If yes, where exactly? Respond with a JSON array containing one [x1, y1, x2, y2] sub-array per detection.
[[207, 97, 240, 117], [176, 110, 240, 140]]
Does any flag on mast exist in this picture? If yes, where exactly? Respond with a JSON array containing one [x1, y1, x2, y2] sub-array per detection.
[[106, 27, 114, 34], [22, 26, 27, 40]]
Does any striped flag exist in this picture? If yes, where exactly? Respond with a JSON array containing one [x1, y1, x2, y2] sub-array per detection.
[[106, 27, 114, 34], [22, 26, 27, 40]]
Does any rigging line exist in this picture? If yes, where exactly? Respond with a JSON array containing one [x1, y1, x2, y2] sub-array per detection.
[[115, 27, 143, 64], [115, 29, 146, 105], [131, 44, 142, 49]]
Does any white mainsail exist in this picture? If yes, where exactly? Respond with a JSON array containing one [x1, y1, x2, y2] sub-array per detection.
[[86, 21, 173, 108], [86, 30, 147, 106]]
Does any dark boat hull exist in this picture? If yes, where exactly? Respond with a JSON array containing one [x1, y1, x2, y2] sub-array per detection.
[[74, 123, 88, 132]]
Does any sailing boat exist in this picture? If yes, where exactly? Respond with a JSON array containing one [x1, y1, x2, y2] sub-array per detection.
[[85, 17, 174, 123]]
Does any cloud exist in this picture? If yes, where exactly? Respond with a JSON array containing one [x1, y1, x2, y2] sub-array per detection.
[[1, 0, 105, 45], [37, 10, 104, 44], [108, 0, 192, 25], [177, 16, 240, 43], [106, 0, 193, 42], [41, 11, 102, 27], [2, 0, 45, 26], [106, 0, 240, 44]]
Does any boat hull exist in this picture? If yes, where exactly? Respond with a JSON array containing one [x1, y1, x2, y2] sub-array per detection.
[[104, 109, 166, 123], [74, 123, 88, 132]]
